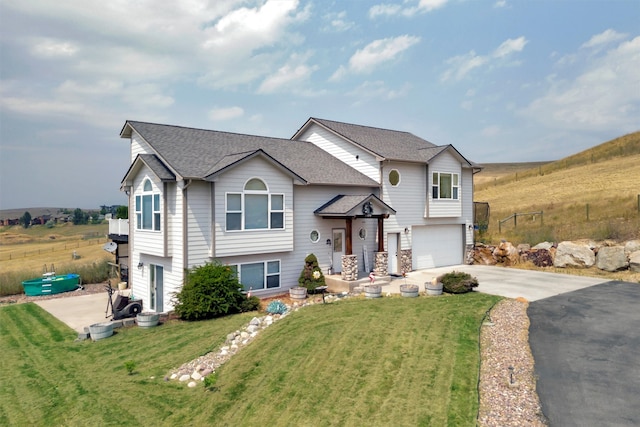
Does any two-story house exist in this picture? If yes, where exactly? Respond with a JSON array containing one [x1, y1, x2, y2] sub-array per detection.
[[119, 118, 479, 312]]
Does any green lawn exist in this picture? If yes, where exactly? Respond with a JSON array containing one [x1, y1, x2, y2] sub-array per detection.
[[0, 293, 500, 426]]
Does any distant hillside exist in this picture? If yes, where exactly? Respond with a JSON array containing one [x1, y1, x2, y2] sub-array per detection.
[[474, 162, 551, 186], [474, 131, 640, 243], [0, 208, 69, 221]]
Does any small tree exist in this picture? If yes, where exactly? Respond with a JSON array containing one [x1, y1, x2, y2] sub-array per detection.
[[72, 208, 88, 225], [298, 253, 326, 292], [116, 205, 128, 219], [20, 211, 31, 228], [173, 262, 252, 321]]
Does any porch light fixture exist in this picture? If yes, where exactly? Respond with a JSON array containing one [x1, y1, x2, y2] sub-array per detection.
[[326, 239, 331, 246], [137, 262, 144, 270], [404, 227, 409, 234]]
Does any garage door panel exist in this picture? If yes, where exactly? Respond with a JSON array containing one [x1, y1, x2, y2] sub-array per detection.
[[413, 225, 462, 269]]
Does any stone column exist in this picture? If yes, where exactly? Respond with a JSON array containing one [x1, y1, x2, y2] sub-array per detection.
[[400, 249, 412, 274], [341, 254, 358, 281], [374, 251, 388, 276]]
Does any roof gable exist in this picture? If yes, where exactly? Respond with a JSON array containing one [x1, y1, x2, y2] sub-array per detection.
[[314, 194, 396, 218], [121, 154, 176, 187], [121, 121, 378, 187]]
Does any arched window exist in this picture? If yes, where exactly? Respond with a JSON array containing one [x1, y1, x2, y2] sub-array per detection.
[[135, 178, 161, 231], [226, 178, 284, 231]]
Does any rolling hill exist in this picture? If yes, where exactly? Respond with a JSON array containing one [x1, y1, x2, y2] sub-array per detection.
[[474, 131, 640, 243]]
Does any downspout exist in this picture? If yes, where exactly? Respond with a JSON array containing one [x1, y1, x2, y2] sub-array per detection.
[[163, 182, 168, 257], [182, 179, 192, 270]]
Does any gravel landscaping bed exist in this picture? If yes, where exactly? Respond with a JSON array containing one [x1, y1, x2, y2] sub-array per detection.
[[478, 298, 547, 426]]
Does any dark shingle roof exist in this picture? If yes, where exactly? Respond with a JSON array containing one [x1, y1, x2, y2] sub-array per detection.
[[122, 121, 378, 187], [306, 118, 438, 161], [314, 194, 396, 217]]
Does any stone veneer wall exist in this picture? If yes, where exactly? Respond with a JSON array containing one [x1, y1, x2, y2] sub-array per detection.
[[400, 249, 412, 274], [374, 252, 388, 276], [341, 255, 358, 281]]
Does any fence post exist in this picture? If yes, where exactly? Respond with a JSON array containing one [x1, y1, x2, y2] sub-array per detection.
[[513, 213, 517, 228]]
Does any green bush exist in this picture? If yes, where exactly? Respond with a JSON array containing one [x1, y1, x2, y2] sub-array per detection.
[[297, 253, 325, 292], [173, 262, 248, 321], [438, 271, 479, 294], [240, 296, 261, 313]]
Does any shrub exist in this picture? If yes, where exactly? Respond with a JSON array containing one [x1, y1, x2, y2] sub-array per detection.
[[298, 253, 325, 292], [173, 262, 246, 321], [438, 271, 479, 294], [240, 296, 261, 313]]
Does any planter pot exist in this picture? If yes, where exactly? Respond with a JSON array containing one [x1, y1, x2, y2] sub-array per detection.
[[364, 284, 382, 299], [89, 322, 114, 341], [425, 282, 443, 296], [289, 286, 307, 300], [400, 284, 419, 298], [136, 313, 160, 328]]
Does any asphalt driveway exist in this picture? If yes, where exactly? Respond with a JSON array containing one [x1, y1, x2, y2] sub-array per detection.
[[528, 281, 640, 427]]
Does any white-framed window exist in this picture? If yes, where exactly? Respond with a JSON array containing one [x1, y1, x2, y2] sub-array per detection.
[[135, 179, 161, 231], [225, 178, 284, 231], [230, 260, 281, 291], [432, 172, 459, 200]]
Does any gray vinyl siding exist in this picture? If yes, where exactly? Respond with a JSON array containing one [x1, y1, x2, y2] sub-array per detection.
[[131, 131, 154, 162], [298, 125, 380, 183], [213, 156, 294, 257], [186, 180, 212, 268], [427, 152, 463, 218], [381, 161, 424, 251], [293, 186, 380, 274]]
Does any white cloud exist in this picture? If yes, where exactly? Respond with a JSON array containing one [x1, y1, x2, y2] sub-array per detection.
[[581, 29, 628, 49], [493, 37, 528, 58], [324, 11, 354, 32], [369, 0, 448, 18], [331, 35, 421, 80], [30, 38, 78, 58], [493, 0, 507, 8], [520, 36, 640, 132], [258, 53, 318, 94], [441, 36, 527, 82], [208, 106, 245, 121], [481, 125, 501, 137], [348, 81, 411, 105]]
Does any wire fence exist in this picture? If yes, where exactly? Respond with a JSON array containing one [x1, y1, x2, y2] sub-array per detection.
[[0, 237, 108, 262]]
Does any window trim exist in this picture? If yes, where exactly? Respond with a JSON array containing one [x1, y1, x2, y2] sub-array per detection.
[[225, 178, 285, 231], [135, 178, 161, 231], [432, 172, 460, 200], [229, 259, 281, 291]]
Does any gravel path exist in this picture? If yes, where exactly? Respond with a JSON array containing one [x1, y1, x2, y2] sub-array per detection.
[[478, 298, 547, 426]]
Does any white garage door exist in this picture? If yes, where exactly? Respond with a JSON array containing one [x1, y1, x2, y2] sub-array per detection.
[[412, 225, 463, 269]]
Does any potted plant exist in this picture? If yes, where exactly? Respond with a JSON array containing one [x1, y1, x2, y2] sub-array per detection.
[[425, 277, 443, 296]]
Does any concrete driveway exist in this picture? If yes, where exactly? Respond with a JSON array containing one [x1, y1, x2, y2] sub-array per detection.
[[386, 264, 607, 301], [528, 281, 640, 427]]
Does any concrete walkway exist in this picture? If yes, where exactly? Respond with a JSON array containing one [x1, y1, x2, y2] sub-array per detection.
[[35, 292, 116, 332], [383, 264, 608, 301]]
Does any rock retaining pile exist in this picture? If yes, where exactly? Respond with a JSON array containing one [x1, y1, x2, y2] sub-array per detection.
[[167, 294, 345, 388], [471, 239, 640, 273]]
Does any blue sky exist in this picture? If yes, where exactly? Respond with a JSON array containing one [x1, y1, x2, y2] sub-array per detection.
[[1, 0, 638, 209]]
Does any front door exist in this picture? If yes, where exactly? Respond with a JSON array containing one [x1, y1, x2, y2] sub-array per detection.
[[150, 264, 164, 312], [332, 229, 345, 273], [388, 233, 400, 275]]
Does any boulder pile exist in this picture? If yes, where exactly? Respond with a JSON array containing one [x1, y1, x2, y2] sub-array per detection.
[[471, 239, 640, 273]]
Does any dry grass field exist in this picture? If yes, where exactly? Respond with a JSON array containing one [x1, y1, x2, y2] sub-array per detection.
[[0, 223, 112, 296], [474, 131, 640, 244]]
